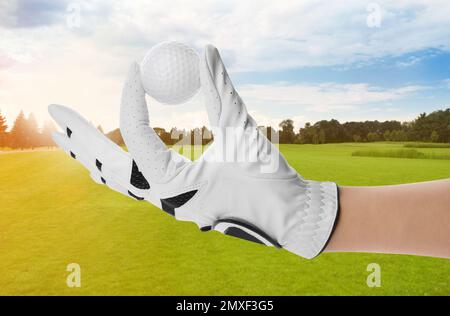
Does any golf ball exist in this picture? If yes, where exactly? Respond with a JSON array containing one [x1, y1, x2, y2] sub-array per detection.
[[140, 41, 200, 105]]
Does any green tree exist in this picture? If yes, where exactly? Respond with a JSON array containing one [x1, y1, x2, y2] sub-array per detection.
[[40, 120, 56, 147], [279, 119, 295, 144], [392, 130, 407, 141], [367, 132, 380, 142], [353, 134, 361, 142], [311, 129, 319, 144], [409, 109, 450, 142], [313, 119, 345, 143], [9, 111, 27, 149], [430, 130, 439, 142], [0, 110, 8, 147], [298, 122, 312, 144], [318, 129, 326, 144], [25, 113, 39, 148]]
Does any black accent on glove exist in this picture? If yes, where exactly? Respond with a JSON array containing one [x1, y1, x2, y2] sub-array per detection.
[[214, 218, 281, 248], [160, 190, 198, 216], [95, 159, 102, 172], [128, 190, 144, 201], [130, 160, 150, 190], [224, 227, 264, 245]]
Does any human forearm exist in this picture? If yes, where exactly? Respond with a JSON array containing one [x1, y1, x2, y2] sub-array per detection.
[[324, 179, 450, 258]]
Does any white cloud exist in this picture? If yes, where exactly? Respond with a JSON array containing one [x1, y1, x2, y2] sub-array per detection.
[[97, 0, 450, 71], [443, 79, 450, 89], [0, 0, 448, 130], [3, 0, 450, 70], [396, 55, 424, 67], [236, 82, 428, 129], [239, 82, 425, 113]]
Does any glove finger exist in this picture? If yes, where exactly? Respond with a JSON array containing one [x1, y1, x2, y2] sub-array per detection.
[[199, 45, 255, 129], [52, 131, 151, 201], [199, 45, 277, 167], [120, 62, 189, 183], [49, 104, 153, 191], [48, 104, 132, 180], [49, 104, 119, 154]]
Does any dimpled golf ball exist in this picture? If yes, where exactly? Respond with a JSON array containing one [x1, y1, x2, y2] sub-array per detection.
[[140, 41, 200, 105]]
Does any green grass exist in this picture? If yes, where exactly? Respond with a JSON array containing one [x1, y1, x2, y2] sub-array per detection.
[[351, 148, 450, 160], [0, 142, 449, 295], [404, 142, 450, 148]]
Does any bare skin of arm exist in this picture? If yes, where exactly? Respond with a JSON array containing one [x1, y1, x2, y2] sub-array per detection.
[[324, 179, 450, 259]]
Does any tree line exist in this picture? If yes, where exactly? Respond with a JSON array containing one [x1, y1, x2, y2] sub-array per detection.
[[0, 110, 57, 149], [109, 108, 449, 145], [1, 107, 448, 149], [279, 108, 450, 144], [106, 126, 213, 146]]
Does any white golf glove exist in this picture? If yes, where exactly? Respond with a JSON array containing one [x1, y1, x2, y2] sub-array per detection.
[[49, 45, 338, 259]]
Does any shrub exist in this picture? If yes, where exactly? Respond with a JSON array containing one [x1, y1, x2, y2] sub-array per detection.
[[404, 143, 450, 148], [351, 149, 450, 160]]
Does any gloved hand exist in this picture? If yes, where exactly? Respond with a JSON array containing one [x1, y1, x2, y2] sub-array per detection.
[[49, 44, 338, 259]]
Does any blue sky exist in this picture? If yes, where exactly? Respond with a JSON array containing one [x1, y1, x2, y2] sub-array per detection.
[[233, 48, 450, 126], [0, 0, 449, 131], [235, 49, 450, 88]]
